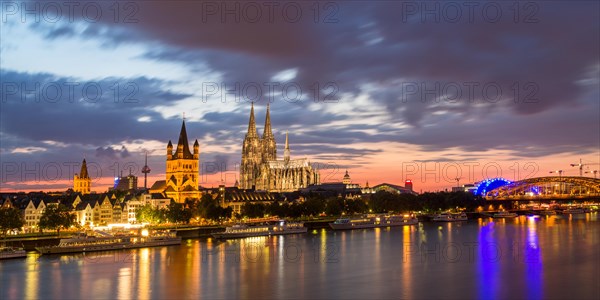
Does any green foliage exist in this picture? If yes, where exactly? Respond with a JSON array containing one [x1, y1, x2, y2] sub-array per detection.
[[303, 197, 325, 217], [368, 191, 483, 213], [344, 198, 368, 215], [325, 198, 344, 216], [165, 202, 192, 224], [191, 195, 231, 221], [0, 207, 24, 236], [39, 204, 76, 234], [241, 203, 266, 218], [135, 204, 165, 224]]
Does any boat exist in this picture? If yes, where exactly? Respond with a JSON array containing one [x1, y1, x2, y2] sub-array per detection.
[[212, 220, 308, 239], [0, 246, 27, 259], [36, 231, 182, 255], [559, 208, 585, 214], [431, 212, 468, 222], [128, 231, 182, 248], [492, 211, 519, 218], [329, 214, 418, 230], [537, 210, 557, 216]]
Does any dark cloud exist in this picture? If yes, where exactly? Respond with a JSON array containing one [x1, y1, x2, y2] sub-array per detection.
[[95, 146, 131, 159], [3, 1, 599, 191]]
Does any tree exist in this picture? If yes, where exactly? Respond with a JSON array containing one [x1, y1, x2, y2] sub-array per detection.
[[345, 199, 368, 215], [39, 204, 76, 236], [0, 207, 24, 237], [165, 202, 192, 224], [136, 204, 165, 224], [325, 198, 344, 216]]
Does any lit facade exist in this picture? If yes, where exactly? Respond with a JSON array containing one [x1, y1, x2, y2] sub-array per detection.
[[240, 104, 320, 192]]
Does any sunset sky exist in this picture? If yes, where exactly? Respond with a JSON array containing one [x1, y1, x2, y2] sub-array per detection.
[[1, 1, 599, 193]]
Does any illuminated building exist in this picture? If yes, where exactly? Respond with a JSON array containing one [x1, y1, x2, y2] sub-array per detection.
[[73, 159, 91, 194], [240, 103, 320, 192]]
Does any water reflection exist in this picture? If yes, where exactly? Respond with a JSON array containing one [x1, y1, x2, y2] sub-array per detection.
[[525, 217, 543, 299], [1, 214, 598, 299]]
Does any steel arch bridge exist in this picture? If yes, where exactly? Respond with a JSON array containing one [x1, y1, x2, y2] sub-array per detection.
[[484, 176, 600, 199]]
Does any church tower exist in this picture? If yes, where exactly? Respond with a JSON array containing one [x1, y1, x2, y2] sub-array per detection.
[[73, 158, 91, 194], [165, 120, 200, 202], [261, 104, 277, 162], [240, 103, 262, 190], [283, 131, 290, 164]]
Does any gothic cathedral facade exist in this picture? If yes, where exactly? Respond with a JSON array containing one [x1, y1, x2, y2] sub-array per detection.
[[240, 104, 320, 192]]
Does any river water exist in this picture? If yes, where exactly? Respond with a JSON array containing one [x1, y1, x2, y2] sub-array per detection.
[[1, 214, 598, 300]]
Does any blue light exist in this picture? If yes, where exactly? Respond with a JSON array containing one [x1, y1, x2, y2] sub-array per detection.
[[475, 178, 512, 196]]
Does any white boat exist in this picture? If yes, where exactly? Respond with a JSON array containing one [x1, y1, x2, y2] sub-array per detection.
[[560, 208, 585, 214], [36, 231, 181, 255], [0, 247, 27, 259], [492, 211, 519, 218], [431, 212, 468, 222], [329, 214, 418, 230], [212, 220, 307, 239]]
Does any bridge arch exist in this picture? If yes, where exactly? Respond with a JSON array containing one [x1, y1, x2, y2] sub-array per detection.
[[484, 176, 600, 199]]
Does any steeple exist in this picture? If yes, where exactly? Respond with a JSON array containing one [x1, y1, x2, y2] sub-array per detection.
[[246, 102, 258, 138], [79, 159, 89, 179], [175, 120, 193, 159], [284, 131, 290, 163], [263, 103, 273, 137]]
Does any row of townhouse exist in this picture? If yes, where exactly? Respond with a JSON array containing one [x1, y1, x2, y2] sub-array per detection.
[[0, 192, 172, 231]]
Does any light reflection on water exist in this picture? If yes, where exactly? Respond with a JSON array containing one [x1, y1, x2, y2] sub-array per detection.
[[1, 214, 598, 300]]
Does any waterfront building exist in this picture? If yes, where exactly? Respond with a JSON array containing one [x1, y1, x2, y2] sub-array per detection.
[[73, 159, 91, 194], [240, 104, 320, 192]]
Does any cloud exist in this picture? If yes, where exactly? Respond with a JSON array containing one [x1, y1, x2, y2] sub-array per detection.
[[95, 146, 131, 159]]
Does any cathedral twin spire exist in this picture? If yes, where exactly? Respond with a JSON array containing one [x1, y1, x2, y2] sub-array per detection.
[[246, 102, 274, 139]]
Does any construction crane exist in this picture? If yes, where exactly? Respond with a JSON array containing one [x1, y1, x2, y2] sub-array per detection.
[[570, 159, 600, 176]]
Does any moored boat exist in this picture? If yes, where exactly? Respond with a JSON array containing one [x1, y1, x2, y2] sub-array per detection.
[[36, 231, 182, 255], [559, 208, 585, 214], [36, 235, 131, 254], [212, 220, 307, 239], [537, 210, 557, 216], [492, 211, 518, 218], [329, 214, 418, 230], [0, 247, 27, 259], [431, 212, 468, 222]]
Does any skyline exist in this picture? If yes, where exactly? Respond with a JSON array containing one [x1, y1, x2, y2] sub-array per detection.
[[1, 1, 599, 192]]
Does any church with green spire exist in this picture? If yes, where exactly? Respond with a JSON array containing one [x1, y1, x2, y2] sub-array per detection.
[[240, 103, 320, 192]]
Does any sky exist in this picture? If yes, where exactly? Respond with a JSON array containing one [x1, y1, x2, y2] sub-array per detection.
[[0, 0, 599, 193]]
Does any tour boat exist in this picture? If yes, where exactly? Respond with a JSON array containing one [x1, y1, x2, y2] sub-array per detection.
[[212, 220, 308, 239], [492, 211, 519, 218], [537, 210, 557, 216], [559, 208, 585, 215], [36, 231, 181, 255], [0, 246, 27, 259], [329, 214, 418, 230], [431, 212, 468, 222]]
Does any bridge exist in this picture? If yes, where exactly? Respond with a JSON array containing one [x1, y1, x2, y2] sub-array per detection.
[[479, 176, 600, 200]]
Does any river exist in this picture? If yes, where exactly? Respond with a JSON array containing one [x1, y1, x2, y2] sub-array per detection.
[[1, 214, 598, 299]]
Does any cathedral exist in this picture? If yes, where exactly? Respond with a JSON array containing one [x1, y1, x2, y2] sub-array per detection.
[[240, 104, 320, 192]]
